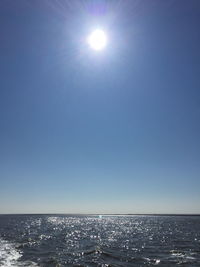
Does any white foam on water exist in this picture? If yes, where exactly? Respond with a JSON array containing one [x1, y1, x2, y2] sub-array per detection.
[[0, 238, 38, 267], [0, 238, 22, 266]]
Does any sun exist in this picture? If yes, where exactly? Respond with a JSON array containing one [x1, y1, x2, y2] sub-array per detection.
[[87, 29, 107, 51]]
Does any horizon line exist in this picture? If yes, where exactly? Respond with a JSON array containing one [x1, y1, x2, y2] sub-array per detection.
[[0, 213, 200, 216]]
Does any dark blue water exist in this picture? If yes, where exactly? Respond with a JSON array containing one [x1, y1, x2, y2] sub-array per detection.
[[0, 215, 200, 266]]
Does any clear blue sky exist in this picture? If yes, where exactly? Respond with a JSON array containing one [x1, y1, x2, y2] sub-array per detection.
[[0, 0, 200, 214]]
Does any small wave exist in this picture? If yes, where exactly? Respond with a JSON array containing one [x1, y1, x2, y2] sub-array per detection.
[[0, 238, 38, 267], [170, 249, 196, 259], [169, 249, 197, 265]]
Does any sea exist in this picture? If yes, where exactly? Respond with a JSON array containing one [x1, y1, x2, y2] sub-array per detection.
[[0, 215, 200, 266]]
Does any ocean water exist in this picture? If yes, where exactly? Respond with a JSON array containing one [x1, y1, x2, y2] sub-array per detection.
[[0, 215, 200, 266]]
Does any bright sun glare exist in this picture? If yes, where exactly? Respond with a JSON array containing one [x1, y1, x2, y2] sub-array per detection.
[[87, 29, 107, 51]]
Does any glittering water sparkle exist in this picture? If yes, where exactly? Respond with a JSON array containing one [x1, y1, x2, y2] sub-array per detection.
[[0, 215, 200, 266]]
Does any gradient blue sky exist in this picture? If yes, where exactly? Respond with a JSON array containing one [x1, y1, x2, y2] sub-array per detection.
[[0, 0, 200, 214]]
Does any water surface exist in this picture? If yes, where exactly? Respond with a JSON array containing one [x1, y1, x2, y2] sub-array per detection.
[[0, 215, 200, 266]]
